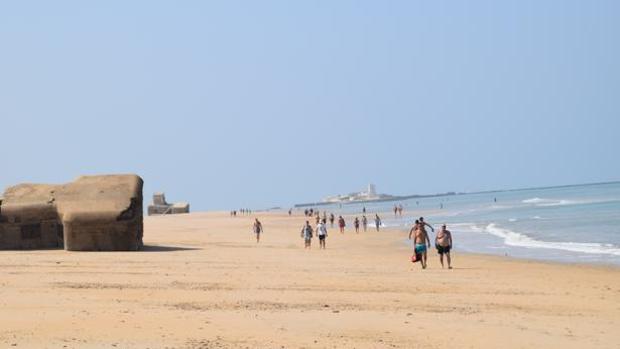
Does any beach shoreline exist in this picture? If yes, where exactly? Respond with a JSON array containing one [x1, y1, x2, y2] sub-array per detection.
[[1, 211, 618, 348]]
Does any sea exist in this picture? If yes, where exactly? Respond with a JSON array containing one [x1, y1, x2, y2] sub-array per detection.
[[316, 182, 620, 266]]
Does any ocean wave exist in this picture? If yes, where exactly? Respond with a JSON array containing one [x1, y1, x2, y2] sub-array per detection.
[[522, 197, 547, 204], [484, 223, 620, 256], [449, 223, 485, 233], [522, 197, 575, 206], [537, 200, 579, 207], [522, 197, 618, 208]]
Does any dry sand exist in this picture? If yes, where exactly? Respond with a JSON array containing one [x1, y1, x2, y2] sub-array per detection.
[[1, 211, 619, 348]]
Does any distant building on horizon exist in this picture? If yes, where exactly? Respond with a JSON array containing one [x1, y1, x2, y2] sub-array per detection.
[[323, 183, 392, 203]]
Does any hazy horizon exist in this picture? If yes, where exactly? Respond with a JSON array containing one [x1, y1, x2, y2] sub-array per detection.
[[2, 1, 619, 210]]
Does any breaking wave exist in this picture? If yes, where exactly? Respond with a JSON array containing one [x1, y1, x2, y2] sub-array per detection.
[[521, 197, 616, 207], [484, 223, 620, 256]]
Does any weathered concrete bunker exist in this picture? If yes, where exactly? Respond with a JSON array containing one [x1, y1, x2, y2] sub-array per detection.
[[0, 174, 143, 251], [147, 192, 190, 216]]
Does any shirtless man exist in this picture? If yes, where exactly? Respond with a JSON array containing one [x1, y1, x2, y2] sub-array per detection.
[[419, 217, 434, 234], [253, 218, 263, 243], [435, 224, 453, 269], [361, 215, 368, 231], [408, 219, 431, 269]]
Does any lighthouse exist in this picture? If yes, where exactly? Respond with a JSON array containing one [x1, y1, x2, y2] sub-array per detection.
[[367, 184, 377, 198]]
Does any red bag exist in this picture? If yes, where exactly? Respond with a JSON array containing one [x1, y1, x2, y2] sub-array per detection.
[[411, 253, 422, 263]]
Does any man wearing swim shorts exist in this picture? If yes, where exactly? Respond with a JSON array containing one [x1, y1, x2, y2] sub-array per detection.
[[317, 219, 328, 249], [435, 224, 453, 269], [409, 219, 431, 269]]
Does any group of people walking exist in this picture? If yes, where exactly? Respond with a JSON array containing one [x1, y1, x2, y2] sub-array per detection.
[[408, 217, 453, 269], [300, 219, 328, 249], [335, 214, 382, 233], [332, 214, 383, 232], [393, 204, 404, 217], [298, 212, 382, 249], [251, 211, 454, 270], [231, 208, 252, 217]]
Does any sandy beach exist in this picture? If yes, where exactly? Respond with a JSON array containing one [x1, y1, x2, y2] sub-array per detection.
[[1, 211, 619, 349]]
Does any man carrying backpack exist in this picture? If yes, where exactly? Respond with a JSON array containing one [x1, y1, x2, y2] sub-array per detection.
[[301, 221, 313, 249]]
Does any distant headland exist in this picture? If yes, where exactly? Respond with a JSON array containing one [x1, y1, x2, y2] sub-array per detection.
[[292, 180, 619, 209], [294, 183, 455, 208]]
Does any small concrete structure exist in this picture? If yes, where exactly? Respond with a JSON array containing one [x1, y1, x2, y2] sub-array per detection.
[[147, 192, 189, 216], [0, 174, 144, 251]]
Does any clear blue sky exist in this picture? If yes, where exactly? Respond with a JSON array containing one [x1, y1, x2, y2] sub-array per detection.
[[1, 1, 619, 210]]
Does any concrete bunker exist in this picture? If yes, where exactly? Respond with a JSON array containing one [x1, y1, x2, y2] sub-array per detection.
[[147, 192, 190, 216], [0, 174, 144, 251]]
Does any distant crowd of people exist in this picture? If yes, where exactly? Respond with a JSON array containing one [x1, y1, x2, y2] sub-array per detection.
[[393, 204, 404, 217], [247, 206, 454, 270], [230, 208, 252, 217]]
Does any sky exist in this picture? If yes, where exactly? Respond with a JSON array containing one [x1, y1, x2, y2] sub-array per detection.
[[1, 1, 619, 210]]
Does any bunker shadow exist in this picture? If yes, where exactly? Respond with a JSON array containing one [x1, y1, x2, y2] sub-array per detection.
[[140, 245, 201, 252]]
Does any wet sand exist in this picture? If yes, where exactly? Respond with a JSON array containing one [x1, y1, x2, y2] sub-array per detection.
[[1, 211, 619, 348]]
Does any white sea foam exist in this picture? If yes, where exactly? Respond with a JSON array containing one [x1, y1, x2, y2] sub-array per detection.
[[449, 222, 485, 233], [521, 197, 574, 206], [484, 223, 620, 256], [522, 197, 547, 204], [508, 218, 517, 222], [522, 197, 617, 208], [537, 199, 578, 207]]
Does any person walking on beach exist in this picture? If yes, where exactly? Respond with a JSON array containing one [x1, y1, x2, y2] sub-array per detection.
[[374, 214, 381, 231], [301, 221, 313, 249], [398, 204, 403, 217], [329, 213, 335, 228], [354, 217, 360, 233], [419, 217, 434, 233], [435, 224, 453, 269], [362, 215, 368, 232], [412, 219, 420, 232], [394, 205, 398, 217], [338, 216, 346, 233], [253, 218, 263, 243], [317, 219, 328, 249], [315, 212, 320, 225], [409, 220, 431, 269]]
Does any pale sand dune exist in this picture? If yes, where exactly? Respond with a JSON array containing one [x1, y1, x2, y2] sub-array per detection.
[[1, 211, 619, 348]]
